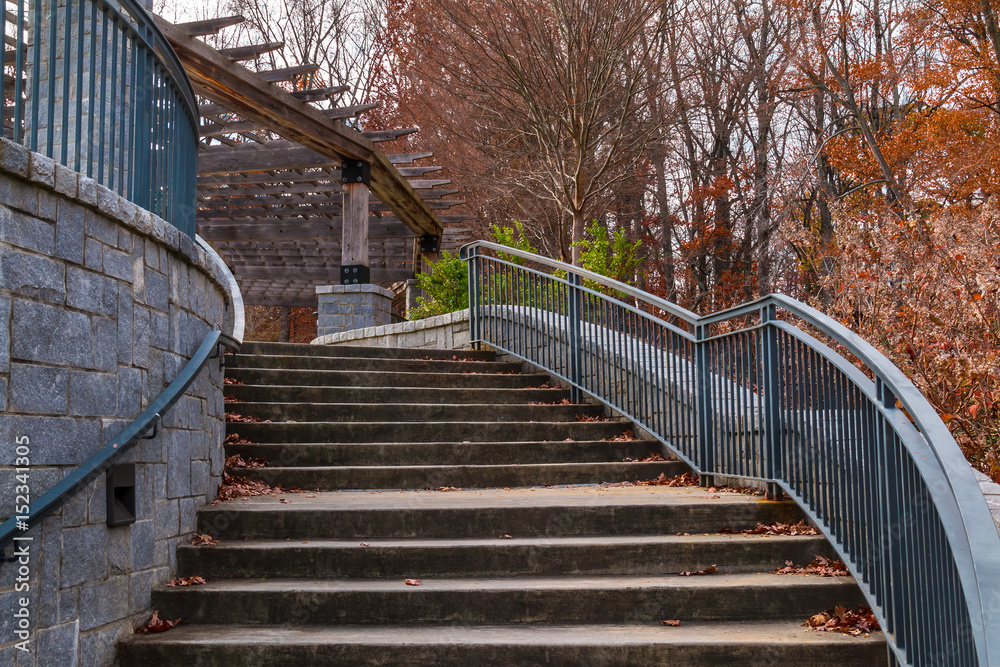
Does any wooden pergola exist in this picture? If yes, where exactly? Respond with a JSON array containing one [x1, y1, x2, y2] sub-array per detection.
[[155, 15, 471, 308]]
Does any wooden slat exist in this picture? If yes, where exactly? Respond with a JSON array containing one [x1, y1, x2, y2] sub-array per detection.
[[200, 103, 378, 138], [155, 15, 442, 238], [234, 266, 412, 281], [218, 41, 284, 61], [241, 293, 317, 308], [174, 15, 244, 37]]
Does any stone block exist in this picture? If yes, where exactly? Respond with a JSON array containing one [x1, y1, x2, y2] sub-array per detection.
[[90, 316, 117, 372], [9, 363, 68, 414], [29, 152, 55, 187], [68, 370, 116, 416], [102, 246, 132, 282], [129, 569, 154, 616], [80, 575, 129, 630], [61, 484, 88, 527], [95, 185, 120, 220], [59, 585, 80, 624], [108, 525, 131, 576], [38, 188, 59, 221], [36, 621, 79, 667], [0, 415, 101, 466], [190, 459, 210, 498], [149, 309, 168, 349], [178, 232, 196, 260], [11, 299, 92, 368], [116, 367, 142, 419], [179, 496, 197, 535], [166, 430, 192, 498], [154, 497, 179, 539], [164, 224, 179, 251], [61, 524, 108, 587], [55, 200, 86, 265], [129, 519, 154, 571], [54, 163, 78, 198], [0, 206, 54, 254], [66, 266, 117, 316], [85, 209, 118, 246], [145, 268, 168, 312], [117, 285, 133, 365], [0, 176, 38, 215], [0, 245, 65, 304], [0, 138, 29, 177], [79, 621, 128, 667], [83, 237, 103, 270], [77, 176, 97, 206]]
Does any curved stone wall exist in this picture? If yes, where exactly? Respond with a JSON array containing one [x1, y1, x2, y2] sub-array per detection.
[[0, 138, 228, 666]]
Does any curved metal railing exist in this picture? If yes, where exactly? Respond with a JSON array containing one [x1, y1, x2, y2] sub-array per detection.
[[2, 0, 199, 235], [460, 240, 1000, 667]]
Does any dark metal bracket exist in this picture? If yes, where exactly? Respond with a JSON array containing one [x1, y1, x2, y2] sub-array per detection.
[[341, 264, 371, 285], [141, 414, 161, 440], [419, 235, 440, 253], [342, 160, 371, 186]]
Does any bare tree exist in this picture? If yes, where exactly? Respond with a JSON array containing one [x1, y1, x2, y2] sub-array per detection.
[[412, 0, 671, 264]]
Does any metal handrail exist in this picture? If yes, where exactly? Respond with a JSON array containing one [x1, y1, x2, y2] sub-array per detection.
[[197, 235, 245, 347], [0, 330, 223, 559], [461, 240, 1000, 667], [2, 0, 199, 235]]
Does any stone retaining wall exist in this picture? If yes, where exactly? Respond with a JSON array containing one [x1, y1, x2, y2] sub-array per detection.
[[312, 309, 470, 350], [0, 138, 228, 666]]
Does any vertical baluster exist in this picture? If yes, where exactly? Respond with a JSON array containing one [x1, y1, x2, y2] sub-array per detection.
[[13, 0, 26, 143], [60, 0, 71, 165]]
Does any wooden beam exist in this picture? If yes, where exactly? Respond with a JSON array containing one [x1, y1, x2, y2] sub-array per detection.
[[156, 15, 441, 237], [174, 15, 244, 37], [218, 41, 284, 61], [341, 179, 369, 270]]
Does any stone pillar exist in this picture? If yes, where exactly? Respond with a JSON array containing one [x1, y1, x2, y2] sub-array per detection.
[[316, 284, 393, 336]]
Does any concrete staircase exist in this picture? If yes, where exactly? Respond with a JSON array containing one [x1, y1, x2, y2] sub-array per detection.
[[120, 342, 886, 666]]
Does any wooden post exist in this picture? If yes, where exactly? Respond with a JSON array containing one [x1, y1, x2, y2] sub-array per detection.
[[341, 160, 371, 283]]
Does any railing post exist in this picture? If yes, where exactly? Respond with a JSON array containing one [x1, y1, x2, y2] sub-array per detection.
[[567, 272, 583, 403], [760, 304, 783, 500], [694, 323, 714, 487], [467, 248, 481, 351]]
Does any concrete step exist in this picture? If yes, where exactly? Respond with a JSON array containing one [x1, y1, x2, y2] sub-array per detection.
[[120, 622, 887, 667], [176, 534, 836, 579], [225, 401, 606, 423], [228, 419, 634, 443], [237, 342, 496, 361], [226, 367, 553, 388], [228, 353, 522, 374], [195, 487, 805, 540], [223, 384, 573, 405], [148, 574, 866, 626], [224, 440, 665, 466], [226, 461, 688, 490]]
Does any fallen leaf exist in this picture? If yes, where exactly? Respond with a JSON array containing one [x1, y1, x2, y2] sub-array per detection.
[[279, 498, 290, 504], [168, 576, 206, 587], [190, 533, 219, 546], [135, 610, 180, 634], [360, 542, 370, 546], [498, 534, 513, 539], [802, 605, 880, 636], [774, 555, 850, 577], [661, 620, 681, 626], [679, 564, 718, 576], [405, 579, 423, 586]]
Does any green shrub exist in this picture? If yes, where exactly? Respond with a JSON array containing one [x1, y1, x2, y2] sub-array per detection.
[[407, 251, 469, 320]]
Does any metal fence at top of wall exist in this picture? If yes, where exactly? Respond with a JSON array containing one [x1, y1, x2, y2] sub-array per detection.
[[460, 241, 1000, 667], [2, 0, 198, 236]]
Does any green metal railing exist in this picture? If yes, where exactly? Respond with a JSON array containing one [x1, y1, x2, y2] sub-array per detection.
[[461, 240, 1000, 667], [2, 0, 199, 236]]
